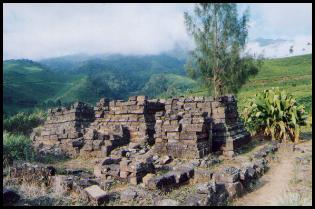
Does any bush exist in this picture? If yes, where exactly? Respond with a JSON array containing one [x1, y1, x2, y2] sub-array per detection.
[[3, 110, 46, 136], [3, 132, 35, 166], [242, 87, 308, 143]]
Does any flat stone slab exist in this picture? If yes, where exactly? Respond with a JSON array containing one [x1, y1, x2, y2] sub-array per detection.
[[157, 199, 179, 206], [84, 185, 108, 205]]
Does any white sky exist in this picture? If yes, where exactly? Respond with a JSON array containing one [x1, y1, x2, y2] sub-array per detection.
[[3, 3, 312, 60]]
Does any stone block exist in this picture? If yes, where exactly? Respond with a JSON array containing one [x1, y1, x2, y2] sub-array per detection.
[[84, 185, 108, 205], [120, 187, 138, 201], [157, 199, 179, 206], [225, 181, 244, 198], [163, 124, 180, 132], [166, 132, 180, 140], [213, 167, 240, 183]]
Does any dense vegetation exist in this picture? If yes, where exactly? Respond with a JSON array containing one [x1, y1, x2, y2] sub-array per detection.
[[3, 132, 34, 166], [4, 54, 189, 115], [242, 88, 308, 143], [3, 53, 312, 116], [3, 111, 46, 135]]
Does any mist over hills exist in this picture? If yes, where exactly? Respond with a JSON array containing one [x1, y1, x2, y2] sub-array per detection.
[[3, 40, 312, 115], [3, 52, 197, 115]]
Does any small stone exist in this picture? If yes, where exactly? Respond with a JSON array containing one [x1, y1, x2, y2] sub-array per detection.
[[84, 185, 108, 205], [3, 188, 20, 206], [157, 199, 179, 206], [139, 149, 146, 155], [125, 152, 131, 158], [160, 156, 172, 165], [143, 173, 155, 187], [183, 194, 208, 206], [226, 181, 244, 198], [120, 187, 138, 201], [196, 183, 210, 194]]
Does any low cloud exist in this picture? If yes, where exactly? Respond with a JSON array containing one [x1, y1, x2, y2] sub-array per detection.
[[246, 35, 312, 58], [4, 3, 194, 60], [3, 3, 312, 60]]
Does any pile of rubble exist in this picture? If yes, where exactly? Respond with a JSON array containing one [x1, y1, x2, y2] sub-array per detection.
[[6, 141, 280, 206]]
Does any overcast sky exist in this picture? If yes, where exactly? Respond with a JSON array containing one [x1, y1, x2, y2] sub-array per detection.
[[3, 3, 312, 60]]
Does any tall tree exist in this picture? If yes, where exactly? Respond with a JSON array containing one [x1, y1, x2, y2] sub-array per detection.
[[184, 3, 261, 97]]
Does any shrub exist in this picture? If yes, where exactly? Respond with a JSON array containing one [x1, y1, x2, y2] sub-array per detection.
[[3, 110, 46, 136], [3, 132, 35, 166], [242, 87, 308, 143]]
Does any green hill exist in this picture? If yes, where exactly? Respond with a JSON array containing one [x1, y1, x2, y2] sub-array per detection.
[[3, 54, 312, 116], [185, 54, 312, 113], [3, 59, 73, 115], [3, 55, 188, 115], [237, 54, 312, 113]]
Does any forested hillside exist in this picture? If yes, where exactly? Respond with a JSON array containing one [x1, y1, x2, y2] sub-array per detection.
[[3, 54, 189, 115], [3, 53, 312, 115]]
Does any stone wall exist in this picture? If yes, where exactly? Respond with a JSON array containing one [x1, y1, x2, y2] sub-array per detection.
[[32, 102, 95, 157], [32, 95, 250, 159], [211, 96, 251, 157], [153, 96, 213, 159], [80, 96, 165, 157]]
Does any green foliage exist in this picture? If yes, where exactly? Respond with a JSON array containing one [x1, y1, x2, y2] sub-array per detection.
[[3, 132, 35, 166], [237, 54, 312, 113], [184, 3, 261, 96], [4, 54, 187, 115], [141, 73, 198, 98], [242, 88, 308, 143], [3, 110, 46, 135]]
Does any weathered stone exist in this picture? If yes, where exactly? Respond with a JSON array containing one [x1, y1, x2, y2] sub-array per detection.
[[213, 167, 240, 183], [157, 199, 179, 206], [142, 173, 155, 187], [120, 187, 138, 201], [101, 157, 122, 166], [160, 155, 172, 165], [3, 188, 20, 206], [72, 137, 84, 148], [196, 183, 210, 194], [84, 185, 108, 205], [225, 181, 244, 198], [183, 194, 209, 206]]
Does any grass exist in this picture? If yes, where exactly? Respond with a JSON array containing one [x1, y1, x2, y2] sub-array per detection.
[[237, 54, 312, 113], [3, 59, 75, 115], [184, 54, 312, 114], [277, 191, 312, 206]]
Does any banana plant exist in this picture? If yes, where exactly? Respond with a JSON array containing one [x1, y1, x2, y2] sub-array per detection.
[[242, 87, 309, 143]]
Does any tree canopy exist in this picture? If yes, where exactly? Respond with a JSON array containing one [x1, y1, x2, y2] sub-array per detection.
[[184, 3, 262, 97]]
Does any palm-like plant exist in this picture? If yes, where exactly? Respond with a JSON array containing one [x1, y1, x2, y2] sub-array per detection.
[[242, 88, 308, 143]]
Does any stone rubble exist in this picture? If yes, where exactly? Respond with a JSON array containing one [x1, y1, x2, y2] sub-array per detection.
[[18, 95, 277, 206]]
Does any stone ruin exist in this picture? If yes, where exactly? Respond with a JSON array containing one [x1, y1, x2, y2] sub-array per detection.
[[5, 95, 271, 206], [32, 95, 250, 160], [32, 102, 95, 158]]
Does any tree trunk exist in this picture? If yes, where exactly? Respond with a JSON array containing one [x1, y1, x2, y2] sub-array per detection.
[[213, 74, 217, 97]]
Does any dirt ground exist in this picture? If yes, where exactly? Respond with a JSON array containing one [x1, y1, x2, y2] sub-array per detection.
[[233, 135, 312, 206]]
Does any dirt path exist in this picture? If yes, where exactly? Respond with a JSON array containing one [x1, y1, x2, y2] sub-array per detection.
[[233, 148, 295, 206]]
